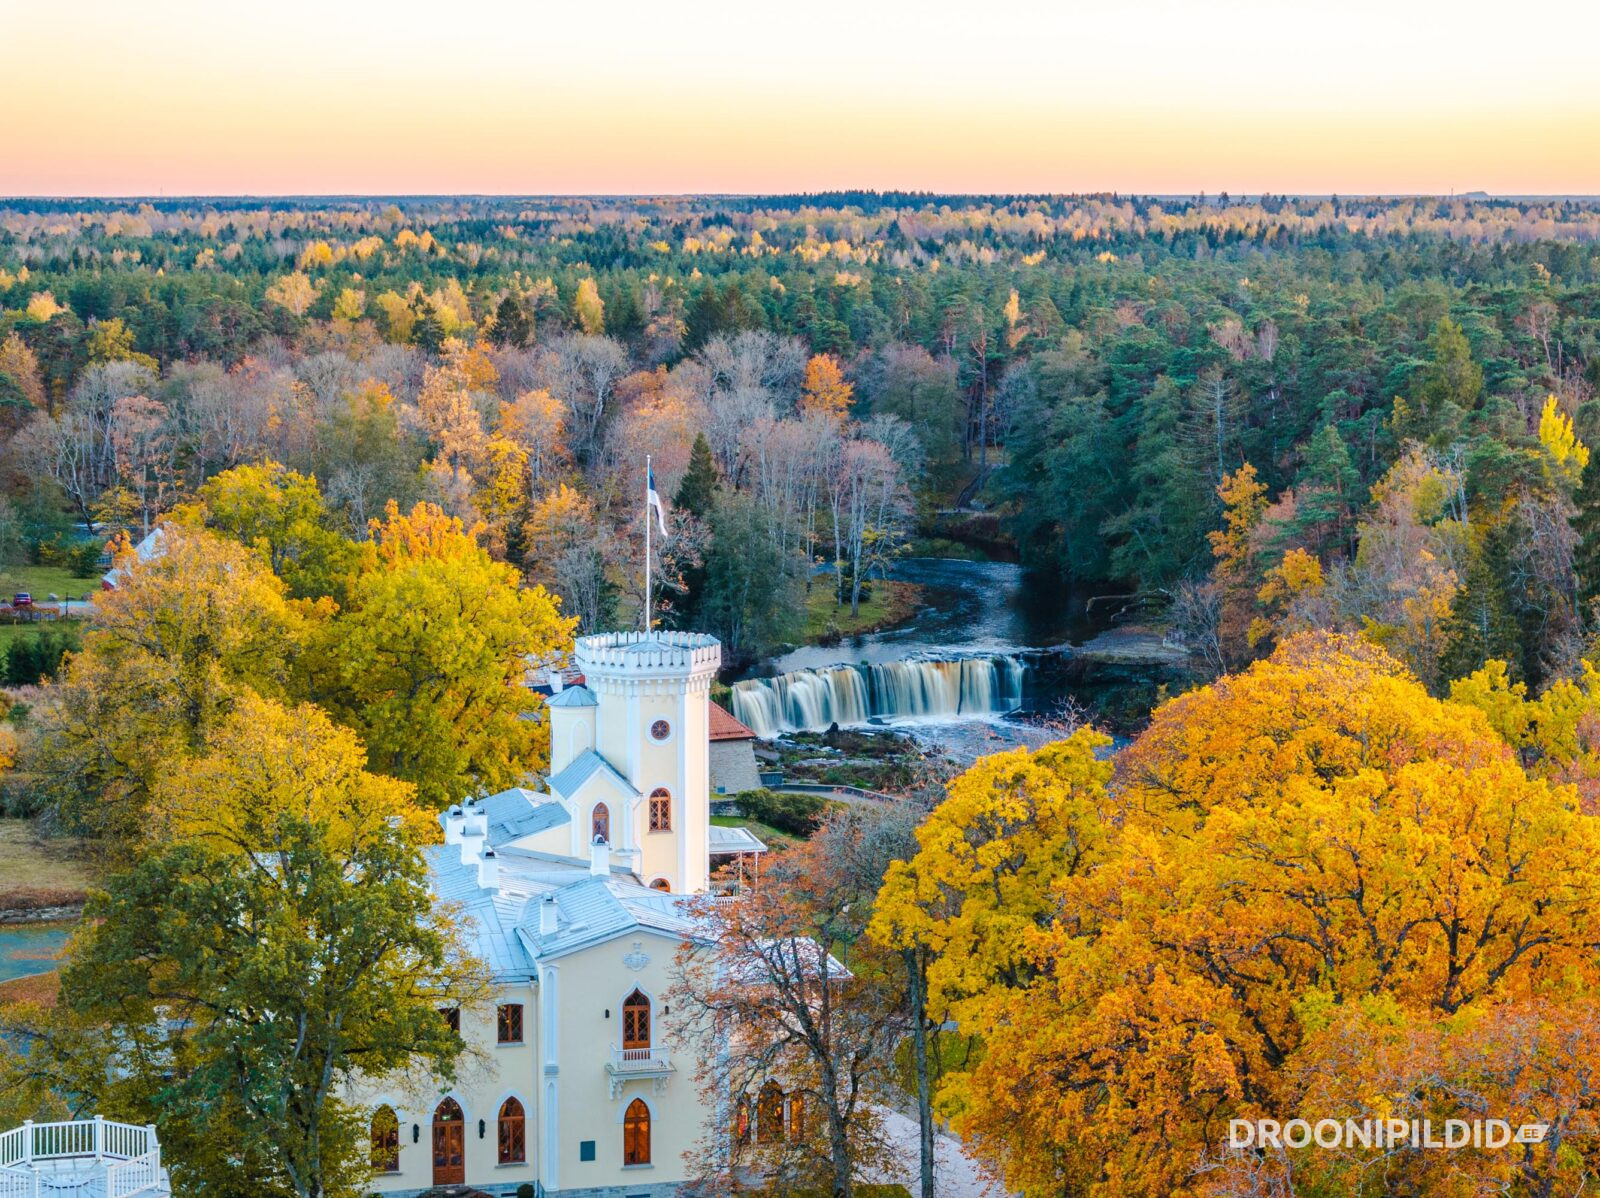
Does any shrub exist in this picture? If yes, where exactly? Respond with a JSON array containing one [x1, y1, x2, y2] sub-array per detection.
[[737, 788, 825, 836], [3, 625, 81, 687]]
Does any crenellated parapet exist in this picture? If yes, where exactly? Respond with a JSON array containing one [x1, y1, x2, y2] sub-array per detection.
[[575, 632, 720, 694]]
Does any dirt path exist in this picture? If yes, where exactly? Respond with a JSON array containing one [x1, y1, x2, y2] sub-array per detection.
[[867, 1106, 1009, 1198]]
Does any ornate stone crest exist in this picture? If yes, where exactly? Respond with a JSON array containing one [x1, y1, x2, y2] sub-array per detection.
[[623, 940, 651, 972]]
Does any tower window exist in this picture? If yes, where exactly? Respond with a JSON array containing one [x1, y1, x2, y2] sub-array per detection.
[[592, 802, 610, 844], [622, 988, 651, 1052], [650, 719, 671, 741], [623, 1098, 651, 1165], [649, 788, 671, 832]]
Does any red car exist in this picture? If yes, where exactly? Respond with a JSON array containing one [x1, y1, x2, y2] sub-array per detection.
[[12, 592, 31, 608]]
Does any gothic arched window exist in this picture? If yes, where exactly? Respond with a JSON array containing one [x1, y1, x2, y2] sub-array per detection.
[[370, 1105, 399, 1173], [649, 787, 672, 832], [623, 1098, 651, 1165], [497, 1097, 525, 1164]]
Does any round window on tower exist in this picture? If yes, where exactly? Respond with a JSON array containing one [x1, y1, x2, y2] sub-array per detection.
[[650, 719, 671, 742]]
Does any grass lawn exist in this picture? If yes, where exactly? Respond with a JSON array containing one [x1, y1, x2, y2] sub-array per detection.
[[0, 818, 98, 907], [802, 578, 921, 642], [0, 620, 84, 650], [0, 565, 101, 601]]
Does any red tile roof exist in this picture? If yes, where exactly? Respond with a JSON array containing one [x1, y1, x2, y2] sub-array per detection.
[[709, 701, 757, 741]]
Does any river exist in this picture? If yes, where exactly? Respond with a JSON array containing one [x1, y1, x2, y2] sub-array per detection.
[[0, 921, 70, 984], [730, 558, 1154, 755]]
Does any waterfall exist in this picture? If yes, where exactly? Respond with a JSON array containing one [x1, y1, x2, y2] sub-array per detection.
[[730, 654, 1025, 736]]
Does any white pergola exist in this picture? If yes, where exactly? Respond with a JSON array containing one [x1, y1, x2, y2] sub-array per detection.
[[0, 1118, 168, 1198]]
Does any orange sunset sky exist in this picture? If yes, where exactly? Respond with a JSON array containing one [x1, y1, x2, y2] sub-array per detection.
[[4, 0, 1598, 197]]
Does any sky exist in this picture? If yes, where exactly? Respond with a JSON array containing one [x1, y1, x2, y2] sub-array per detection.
[[4, 0, 1598, 197]]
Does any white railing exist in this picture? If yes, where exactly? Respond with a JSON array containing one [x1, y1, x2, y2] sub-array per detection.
[[0, 1118, 163, 1197], [609, 1045, 672, 1071], [0, 1118, 155, 1169], [0, 1165, 36, 1198], [106, 1148, 163, 1198]]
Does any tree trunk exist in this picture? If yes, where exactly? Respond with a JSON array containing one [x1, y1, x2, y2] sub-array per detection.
[[907, 947, 935, 1198]]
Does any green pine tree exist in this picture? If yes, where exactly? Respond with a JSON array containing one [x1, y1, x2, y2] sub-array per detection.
[[489, 294, 531, 348], [675, 433, 719, 518], [1576, 454, 1600, 621], [1440, 526, 1522, 684], [1412, 316, 1483, 444]]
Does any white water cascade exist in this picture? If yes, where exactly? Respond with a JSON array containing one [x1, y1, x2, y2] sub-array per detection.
[[729, 654, 1025, 737]]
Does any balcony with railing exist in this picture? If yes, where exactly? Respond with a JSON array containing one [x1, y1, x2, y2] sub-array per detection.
[[0, 1117, 169, 1198], [604, 1045, 675, 1098]]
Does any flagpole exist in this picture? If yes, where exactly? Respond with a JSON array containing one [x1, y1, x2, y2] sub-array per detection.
[[644, 454, 652, 633]]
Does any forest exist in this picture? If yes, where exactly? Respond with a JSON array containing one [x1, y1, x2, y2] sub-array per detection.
[[1, 193, 1598, 694], [4, 192, 1600, 1196]]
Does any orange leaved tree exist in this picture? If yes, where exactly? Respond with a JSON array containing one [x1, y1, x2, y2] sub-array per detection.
[[879, 633, 1600, 1196]]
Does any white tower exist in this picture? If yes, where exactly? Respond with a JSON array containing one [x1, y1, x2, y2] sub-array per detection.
[[573, 631, 720, 894]]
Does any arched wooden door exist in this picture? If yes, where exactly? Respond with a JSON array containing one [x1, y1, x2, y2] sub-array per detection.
[[432, 1097, 465, 1185]]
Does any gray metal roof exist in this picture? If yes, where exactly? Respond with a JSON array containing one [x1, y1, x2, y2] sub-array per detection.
[[546, 685, 597, 708], [427, 840, 702, 976], [708, 825, 768, 854], [478, 787, 570, 846], [425, 844, 538, 978], [548, 749, 638, 799]]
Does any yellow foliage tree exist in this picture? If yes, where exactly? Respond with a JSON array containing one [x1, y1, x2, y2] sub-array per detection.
[[331, 287, 366, 322], [24, 291, 64, 322], [573, 277, 605, 335], [156, 690, 432, 851], [1538, 393, 1589, 490], [264, 271, 317, 318], [317, 501, 576, 807], [799, 354, 854, 423], [28, 526, 312, 845], [882, 633, 1600, 1196]]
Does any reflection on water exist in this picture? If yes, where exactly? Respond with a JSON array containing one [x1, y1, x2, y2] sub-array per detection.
[[0, 922, 70, 983], [771, 557, 1097, 673]]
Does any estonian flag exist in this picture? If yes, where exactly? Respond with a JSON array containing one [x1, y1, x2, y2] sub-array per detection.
[[647, 464, 669, 536]]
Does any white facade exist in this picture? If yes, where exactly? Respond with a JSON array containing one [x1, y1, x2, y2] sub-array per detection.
[[356, 632, 761, 1198]]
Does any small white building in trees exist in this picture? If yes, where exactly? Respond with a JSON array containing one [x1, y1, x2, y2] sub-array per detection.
[[357, 631, 768, 1198]]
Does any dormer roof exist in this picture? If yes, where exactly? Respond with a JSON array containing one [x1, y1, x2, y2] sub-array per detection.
[[546, 684, 597, 708], [477, 787, 571, 846], [547, 749, 638, 801]]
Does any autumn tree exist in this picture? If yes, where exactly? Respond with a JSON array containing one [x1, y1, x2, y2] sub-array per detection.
[[21, 694, 482, 1198], [573, 277, 605, 335], [799, 353, 853, 423], [887, 633, 1600, 1197], [1206, 462, 1268, 665], [28, 526, 309, 843], [265, 271, 318, 319], [522, 483, 617, 631], [0, 332, 47, 436], [176, 461, 360, 602], [675, 810, 911, 1196], [316, 501, 576, 807]]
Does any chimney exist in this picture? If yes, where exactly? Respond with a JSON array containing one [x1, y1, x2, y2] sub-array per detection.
[[478, 847, 499, 890], [591, 838, 610, 877], [459, 818, 484, 866], [548, 667, 564, 694], [539, 894, 559, 936]]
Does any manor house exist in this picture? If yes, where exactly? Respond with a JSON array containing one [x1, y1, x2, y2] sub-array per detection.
[[356, 631, 771, 1198]]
